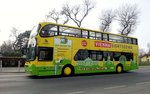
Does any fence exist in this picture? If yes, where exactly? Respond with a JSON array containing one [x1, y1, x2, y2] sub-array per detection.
[[0, 57, 25, 73], [139, 61, 150, 66]]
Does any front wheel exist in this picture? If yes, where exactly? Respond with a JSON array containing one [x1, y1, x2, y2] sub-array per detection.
[[62, 66, 74, 76], [116, 65, 123, 73]]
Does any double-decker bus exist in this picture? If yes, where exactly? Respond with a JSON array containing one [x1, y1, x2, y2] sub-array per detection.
[[25, 22, 138, 76]]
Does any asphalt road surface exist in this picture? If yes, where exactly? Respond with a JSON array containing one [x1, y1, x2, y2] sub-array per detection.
[[0, 66, 150, 94]]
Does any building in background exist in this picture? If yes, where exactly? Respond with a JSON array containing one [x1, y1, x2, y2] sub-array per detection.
[[140, 54, 150, 63]]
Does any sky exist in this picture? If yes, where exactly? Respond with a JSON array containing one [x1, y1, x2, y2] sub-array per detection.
[[0, 0, 150, 52]]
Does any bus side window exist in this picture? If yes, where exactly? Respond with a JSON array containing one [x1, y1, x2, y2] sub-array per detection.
[[39, 51, 45, 60], [127, 38, 132, 44], [97, 51, 103, 61], [89, 51, 103, 61], [90, 51, 97, 61], [122, 53, 133, 61], [113, 52, 121, 61], [89, 31, 95, 39], [132, 38, 137, 45], [109, 34, 123, 43], [82, 30, 88, 38], [96, 32, 102, 40], [59, 26, 81, 37], [38, 47, 53, 61], [102, 34, 108, 41], [74, 50, 89, 61], [123, 37, 128, 43], [103, 52, 113, 61]]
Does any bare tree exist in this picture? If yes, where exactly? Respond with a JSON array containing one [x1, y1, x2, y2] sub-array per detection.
[[46, 9, 69, 24], [99, 9, 116, 32], [10, 27, 31, 56], [10, 27, 19, 39], [46, 9, 60, 23], [10, 27, 20, 52], [61, 0, 95, 27], [116, 4, 139, 36]]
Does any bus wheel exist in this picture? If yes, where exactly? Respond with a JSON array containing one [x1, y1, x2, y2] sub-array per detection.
[[116, 65, 123, 73], [62, 65, 74, 76]]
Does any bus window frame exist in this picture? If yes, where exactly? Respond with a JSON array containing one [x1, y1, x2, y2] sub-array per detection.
[[59, 26, 81, 38], [26, 46, 37, 61], [81, 30, 88, 38], [96, 32, 102, 40], [127, 38, 132, 44], [30, 24, 41, 39], [38, 47, 54, 61], [102, 33, 108, 41], [89, 31, 96, 39], [38, 23, 138, 45], [39, 24, 58, 37]]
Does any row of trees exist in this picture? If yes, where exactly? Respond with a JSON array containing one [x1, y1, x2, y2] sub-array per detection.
[[46, 0, 139, 36], [100, 4, 139, 35], [0, 28, 31, 57], [0, 0, 140, 57]]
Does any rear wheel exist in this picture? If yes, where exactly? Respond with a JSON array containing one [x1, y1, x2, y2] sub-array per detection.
[[116, 65, 123, 73]]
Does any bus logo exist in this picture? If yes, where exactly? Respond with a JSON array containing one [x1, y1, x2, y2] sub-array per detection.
[[60, 37, 68, 44], [82, 40, 87, 47], [95, 41, 111, 48]]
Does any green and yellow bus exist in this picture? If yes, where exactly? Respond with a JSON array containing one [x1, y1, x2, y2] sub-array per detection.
[[25, 22, 138, 76]]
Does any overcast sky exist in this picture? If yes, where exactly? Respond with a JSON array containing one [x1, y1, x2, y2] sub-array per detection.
[[0, 0, 149, 51]]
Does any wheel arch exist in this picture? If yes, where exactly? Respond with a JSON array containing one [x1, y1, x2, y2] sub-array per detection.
[[116, 63, 124, 73]]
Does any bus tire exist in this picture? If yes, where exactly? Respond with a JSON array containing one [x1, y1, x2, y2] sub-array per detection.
[[116, 64, 123, 73], [62, 65, 74, 76]]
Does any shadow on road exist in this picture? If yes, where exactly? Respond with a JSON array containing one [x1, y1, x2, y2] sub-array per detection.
[[27, 71, 135, 79]]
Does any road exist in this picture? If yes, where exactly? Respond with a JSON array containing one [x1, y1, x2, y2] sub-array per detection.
[[0, 66, 150, 94]]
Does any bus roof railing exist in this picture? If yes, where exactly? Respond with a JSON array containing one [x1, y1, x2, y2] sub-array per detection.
[[39, 22, 138, 39]]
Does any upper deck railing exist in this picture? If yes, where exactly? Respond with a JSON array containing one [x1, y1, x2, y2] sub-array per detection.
[[38, 22, 138, 45]]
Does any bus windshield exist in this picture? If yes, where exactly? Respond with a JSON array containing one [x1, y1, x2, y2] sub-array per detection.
[[26, 46, 36, 61], [26, 37, 36, 61], [26, 24, 39, 61], [29, 24, 39, 39], [27, 34, 37, 61], [40, 24, 58, 37]]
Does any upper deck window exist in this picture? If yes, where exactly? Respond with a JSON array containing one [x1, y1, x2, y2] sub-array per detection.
[[38, 23, 138, 45], [59, 26, 81, 37], [123, 37, 128, 43], [40, 24, 58, 37], [103, 34, 108, 41], [82, 30, 88, 38], [132, 38, 137, 45], [109, 34, 123, 43], [96, 32, 102, 40], [127, 38, 132, 44], [89, 32, 95, 39]]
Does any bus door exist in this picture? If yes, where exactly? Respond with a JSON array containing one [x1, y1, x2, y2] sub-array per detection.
[[37, 47, 54, 71]]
